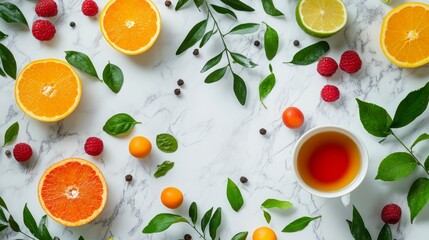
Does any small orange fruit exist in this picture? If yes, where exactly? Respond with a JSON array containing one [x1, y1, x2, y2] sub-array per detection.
[[38, 158, 108, 226], [282, 107, 304, 129], [129, 136, 152, 158], [160, 187, 183, 209], [15, 59, 82, 122], [99, 0, 161, 55], [253, 227, 277, 240]]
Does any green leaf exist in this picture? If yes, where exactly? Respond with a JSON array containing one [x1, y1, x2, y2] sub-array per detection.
[[377, 224, 392, 240], [103, 113, 141, 136], [189, 202, 198, 225], [231, 231, 248, 240], [285, 41, 330, 65], [0, 66, 6, 77], [175, 0, 190, 10], [142, 213, 188, 233], [38, 215, 47, 238], [261, 0, 283, 16], [193, 0, 204, 8], [210, 4, 237, 19], [103, 63, 124, 93], [233, 73, 247, 106], [375, 152, 417, 181], [0, 207, 7, 222], [263, 210, 271, 224], [201, 208, 213, 233], [425, 156, 429, 171], [65, 51, 99, 79], [3, 122, 19, 146], [0, 3, 28, 27], [264, 23, 279, 60], [408, 177, 429, 223], [8, 215, 20, 232], [209, 207, 222, 240], [156, 133, 178, 153], [259, 72, 275, 108], [356, 99, 392, 137], [176, 20, 207, 55], [40, 224, 53, 240], [0, 197, 8, 211], [200, 31, 214, 48], [0, 31, 7, 40], [220, 0, 254, 12], [226, 23, 260, 35], [204, 66, 228, 84], [346, 206, 372, 240], [154, 161, 175, 178], [78, 236, 85, 240], [201, 52, 223, 73], [391, 82, 429, 128], [381, 0, 391, 4], [226, 178, 244, 212], [23, 204, 40, 238], [0, 43, 17, 79], [282, 216, 320, 232], [261, 199, 293, 210], [230, 52, 257, 68], [411, 133, 429, 150], [0, 223, 7, 232]]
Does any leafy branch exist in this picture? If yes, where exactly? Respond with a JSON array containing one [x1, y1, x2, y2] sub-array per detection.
[[346, 206, 392, 240]]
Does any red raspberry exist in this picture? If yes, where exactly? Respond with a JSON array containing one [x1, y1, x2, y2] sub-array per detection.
[[84, 137, 104, 156], [381, 204, 401, 224], [321, 85, 340, 102], [35, 0, 58, 17], [32, 20, 56, 41], [82, 0, 99, 16], [339, 50, 362, 74], [13, 143, 33, 162], [317, 57, 338, 77]]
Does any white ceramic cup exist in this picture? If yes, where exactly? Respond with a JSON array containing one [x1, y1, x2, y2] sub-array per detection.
[[292, 125, 368, 207]]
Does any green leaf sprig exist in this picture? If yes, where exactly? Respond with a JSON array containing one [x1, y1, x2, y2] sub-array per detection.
[[103, 113, 141, 136], [0, 3, 28, 27], [346, 206, 371, 240], [285, 41, 330, 65], [226, 178, 244, 212], [259, 64, 276, 108], [260, 198, 293, 223], [154, 161, 175, 178], [282, 215, 321, 233], [3, 121, 18, 146], [156, 134, 178, 153]]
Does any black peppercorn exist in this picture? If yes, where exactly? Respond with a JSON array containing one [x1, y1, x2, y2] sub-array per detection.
[[184, 234, 192, 240], [177, 79, 184, 86], [70, 22, 76, 28], [174, 88, 181, 95], [254, 40, 260, 47], [125, 174, 133, 182], [293, 40, 300, 46], [240, 176, 248, 183], [193, 49, 199, 56], [164, 0, 171, 7], [5, 149, 11, 157], [259, 128, 267, 135]]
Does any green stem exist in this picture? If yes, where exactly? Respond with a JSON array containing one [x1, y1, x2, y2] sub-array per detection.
[[186, 222, 207, 240]]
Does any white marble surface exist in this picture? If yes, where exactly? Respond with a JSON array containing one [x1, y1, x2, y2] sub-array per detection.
[[1, 0, 429, 239]]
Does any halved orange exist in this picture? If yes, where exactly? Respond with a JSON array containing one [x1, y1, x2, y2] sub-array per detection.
[[380, 2, 429, 68], [15, 59, 82, 122], [100, 0, 161, 55], [38, 158, 108, 226]]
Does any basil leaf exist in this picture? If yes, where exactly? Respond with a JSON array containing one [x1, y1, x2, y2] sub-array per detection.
[[375, 152, 416, 181], [189, 202, 198, 225], [261, 199, 293, 210], [154, 161, 175, 178], [0, 197, 8, 210], [201, 52, 223, 73], [411, 133, 429, 150], [65, 51, 99, 79], [0, 223, 7, 232], [205, 66, 228, 83], [286, 41, 330, 65], [346, 206, 371, 240], [8, 215, 20, 232], [264, 23, 279, 60], [200, 31, 214, 48], [193, 0, 204, 9], [226, 23, 259, 35], [220, 0, 254, 12], [356, 99, 392, 138], [231, 231, 248, 240], [176, 0, 190, 10], [0, 67, 5, 77], [103, 63, 124, 93], [261, 0, 283, 16], [0, 207, 6, 222], [201, 208, 213, 233], [176, 20, 207, 55], [226, 178, 244, 212], [103, 113, 141, 136], [210, 4, 237, 19], [230, 52, 257, 68], [233, 73, 247, 105], [3, 122, 19, 146], [0, 31, 7, 40], [23, 204, 40, 238], [263, 210, 271, 223], [156, 133, 178, 153], [391, 81, 429, 128], [259, 71, 275, 108], [377, 224, 392, 240], [142, 213, 188, 233], [0, 43, 17, 79], [408, 177, 429, 223], [282, 216, 320, 232], [209, 207, 222, 240], [0, 3, 28, 27]]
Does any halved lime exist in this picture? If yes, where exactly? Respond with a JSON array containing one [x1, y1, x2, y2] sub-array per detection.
[[296, 0, 347, 38]]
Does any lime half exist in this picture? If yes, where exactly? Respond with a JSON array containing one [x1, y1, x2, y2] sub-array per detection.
[[296, 0, 347, 38]]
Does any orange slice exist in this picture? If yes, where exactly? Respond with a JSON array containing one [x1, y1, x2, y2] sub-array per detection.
[[15, 59, 82, 122], [380, 2, 429, 68], [100, 0, 161, 55], [38, 158, 108, 226]]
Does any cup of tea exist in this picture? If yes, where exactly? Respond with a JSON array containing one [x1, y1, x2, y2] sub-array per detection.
[[292, 125, 368, 206]]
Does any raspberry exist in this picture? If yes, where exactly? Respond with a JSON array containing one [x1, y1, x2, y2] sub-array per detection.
[[32, 20, 56, 41], [340, 50, 362, 74], [35, 0, 58, 17], [317, 57, 338, 77], [13, 143, 33, 162], [84, 137, 104, 156], [82, 0, 98, 16], [381, 204, 401, 224], [321, 85, 340, 102]]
